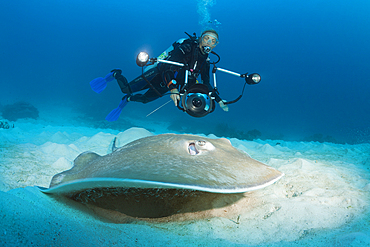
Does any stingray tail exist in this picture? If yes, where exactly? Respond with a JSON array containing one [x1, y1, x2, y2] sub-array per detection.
[[111, 137, 119, 152]]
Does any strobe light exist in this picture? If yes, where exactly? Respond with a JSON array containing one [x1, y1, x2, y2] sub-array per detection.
[[246, 73, 261, 85], [136, 52, 149, 67]]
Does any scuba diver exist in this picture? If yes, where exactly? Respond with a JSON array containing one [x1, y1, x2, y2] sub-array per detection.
[[90, 29, 261, 121], [117, 30, 226, 108]]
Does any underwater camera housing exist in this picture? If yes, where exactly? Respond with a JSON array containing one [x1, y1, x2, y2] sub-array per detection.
[[178, 84, 215, 118]]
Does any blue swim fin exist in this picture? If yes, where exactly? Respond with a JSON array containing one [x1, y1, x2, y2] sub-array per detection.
[[105, 96, 129, 121], [89, 72, 115, 94]]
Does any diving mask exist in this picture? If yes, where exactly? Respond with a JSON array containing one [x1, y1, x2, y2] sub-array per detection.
[[201, 33, 219, 48]]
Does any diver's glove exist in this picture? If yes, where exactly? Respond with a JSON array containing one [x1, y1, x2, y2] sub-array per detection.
[[170, 88, 180, 106], [218, 100, 229, 112]]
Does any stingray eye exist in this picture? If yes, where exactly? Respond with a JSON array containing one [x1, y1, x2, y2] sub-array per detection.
[[197, 140, 206, 146], [188, 143, 199, 155]]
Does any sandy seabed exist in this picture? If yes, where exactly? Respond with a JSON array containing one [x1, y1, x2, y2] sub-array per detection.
[[1, 113, 370, 246]]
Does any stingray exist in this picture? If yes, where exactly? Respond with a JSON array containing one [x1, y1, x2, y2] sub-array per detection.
[[39, 134, 284, 221]]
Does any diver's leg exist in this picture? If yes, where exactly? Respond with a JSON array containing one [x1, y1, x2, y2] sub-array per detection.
[[113, 67, 160, 95], [129, 87, 169, 104], [128, 91, 160, 104], [112, 69, 132, 94]]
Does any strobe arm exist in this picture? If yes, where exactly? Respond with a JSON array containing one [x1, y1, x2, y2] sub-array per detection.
[[211, 65, 261, 105], [137, 52, 261, 85], [136, 52, 187, 67], [214, 67, 261, 85], [155, 58, 185, 67]]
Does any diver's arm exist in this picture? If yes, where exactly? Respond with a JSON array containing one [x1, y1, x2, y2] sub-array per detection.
[[159, 42, 192, 89], [160, 43, 191, 105]]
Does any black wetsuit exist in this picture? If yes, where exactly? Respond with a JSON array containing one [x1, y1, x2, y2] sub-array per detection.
[[116, 38, 222, 104]]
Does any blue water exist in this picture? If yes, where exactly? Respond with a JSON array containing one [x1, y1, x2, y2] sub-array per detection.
[[1, 0, 369, 143]]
